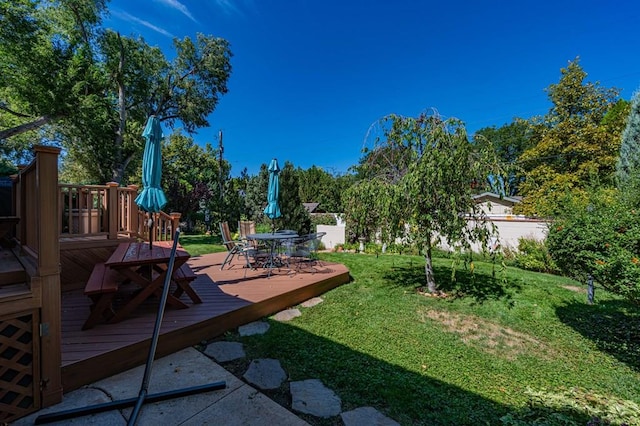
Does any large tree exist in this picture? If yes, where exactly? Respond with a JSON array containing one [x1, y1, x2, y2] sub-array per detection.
[[0, 0, 108, 141], [1, 1, 233, 185], [275, 162, 311, 235], [516, 58, 621, 217], [297, 165, 344, 212], [617, 90, 640, 189], [347, 112, 500, 293], [475, 120, 532, 196]]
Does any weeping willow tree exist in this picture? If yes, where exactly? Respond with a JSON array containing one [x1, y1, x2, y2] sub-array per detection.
[[346, 110, 501, 293]]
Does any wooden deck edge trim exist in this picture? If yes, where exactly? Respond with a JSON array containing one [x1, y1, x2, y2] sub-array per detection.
[[60, 237, 136, 251], [61, 269, 350, 392]]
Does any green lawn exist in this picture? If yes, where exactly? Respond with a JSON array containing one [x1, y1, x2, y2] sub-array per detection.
[[179, 235, 640, 426]]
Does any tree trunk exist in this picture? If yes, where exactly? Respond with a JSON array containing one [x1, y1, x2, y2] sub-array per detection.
[[424, 242, 437, 293], [0, 115, 56, 140]]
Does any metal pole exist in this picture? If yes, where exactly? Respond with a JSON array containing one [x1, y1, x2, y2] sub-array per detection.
[[128, 228, 179, 425], [587, 274, 594, 304], [36, 228, 226, 425]]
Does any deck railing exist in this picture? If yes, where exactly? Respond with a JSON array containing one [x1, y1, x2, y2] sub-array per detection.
[[56, 182, 180, 241], [9, 145, 64, 408]]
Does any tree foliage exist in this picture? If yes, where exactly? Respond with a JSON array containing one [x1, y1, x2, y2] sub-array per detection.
[[162, 131, 214, 228], [516, 58, 621, 217], [0, 0, 109, 140], [547, 189, 640, 304], [275, 162, 311, 235], [475, 120, 532, 195], [616, 90, 640, 189], [296, 165, 347, 212], [347, 112, 500, 292], [1, 1, 233, 185]]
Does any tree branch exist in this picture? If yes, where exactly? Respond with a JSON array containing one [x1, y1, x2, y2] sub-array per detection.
[[0, 115, 59, 140], [0, 103, 34, 119]]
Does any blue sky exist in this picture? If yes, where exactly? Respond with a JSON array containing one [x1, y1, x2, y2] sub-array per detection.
[[105, 0, 640, 176]]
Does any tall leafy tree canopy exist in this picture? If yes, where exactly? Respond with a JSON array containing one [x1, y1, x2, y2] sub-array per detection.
[[296, 165, 345, 212], [0, 0, 233, 185], [516, 58, 621, 217], [617, 90, 640, 188], [0, 0, 109, 141], [474, 120, 532, 196]]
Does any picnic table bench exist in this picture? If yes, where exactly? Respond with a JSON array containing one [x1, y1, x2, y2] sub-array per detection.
[[81, 242, 201, 330]]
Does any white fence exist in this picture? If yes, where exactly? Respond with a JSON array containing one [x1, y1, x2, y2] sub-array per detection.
[[316, 217, 548, 253], [317, 225, 345, 250], [439, 217, 549, 253]]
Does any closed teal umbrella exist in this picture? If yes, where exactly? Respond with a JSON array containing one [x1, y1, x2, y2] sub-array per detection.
[[135, 116, 167, 248], [263, 158, 281, 229]]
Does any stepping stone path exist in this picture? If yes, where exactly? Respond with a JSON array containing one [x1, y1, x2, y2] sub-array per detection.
[[300, 297, 323, 308], [205, 302, 400, 425], [243, 358, 287, 390], [238, 320, 270, 336], [290, 379, 341, 418], [341, 406, 400, 426], [204, 341, 245, 362], [273, 308, 301, 321]]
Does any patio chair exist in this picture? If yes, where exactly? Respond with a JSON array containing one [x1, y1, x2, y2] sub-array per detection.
[[219, 221, 255, 271], [239, 220, 254, 234], [238, 220, 257, 246], [284, 232, 326, 272]]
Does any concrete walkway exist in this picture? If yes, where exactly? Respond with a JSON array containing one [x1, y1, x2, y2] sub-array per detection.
[[13, 297, 399, 425], [13, 347, 308, 426]]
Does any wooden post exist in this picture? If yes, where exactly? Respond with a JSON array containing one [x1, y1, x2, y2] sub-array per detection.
[[33, 145, 63, 406], [10, 173, 20, 242], [106, 182, 119, 240], [170, 213, 181, 240], [128, 185, 140, 238]]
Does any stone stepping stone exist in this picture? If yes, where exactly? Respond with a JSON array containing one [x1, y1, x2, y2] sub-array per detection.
[[238, 321, 270, 336], [290, 379, 341, 418], [341, 406, 400, 426], [243, 358, 287, 390], [273, 308, 301, 322], [204, 341, 245, 362], [300, 297, 323, 308]]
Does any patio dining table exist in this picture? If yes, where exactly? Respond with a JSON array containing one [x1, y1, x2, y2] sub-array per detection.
[[246, 231, 298, 276]]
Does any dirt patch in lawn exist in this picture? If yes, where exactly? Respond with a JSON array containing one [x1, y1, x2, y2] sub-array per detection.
[[562, 285, 586, 293], [418, 308, 554, 360]]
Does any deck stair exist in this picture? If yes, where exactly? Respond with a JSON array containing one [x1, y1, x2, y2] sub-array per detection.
[[0, 248, 28, 290]]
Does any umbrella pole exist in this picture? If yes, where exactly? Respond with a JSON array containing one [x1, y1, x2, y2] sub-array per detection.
[[148, 214, 154, 250]]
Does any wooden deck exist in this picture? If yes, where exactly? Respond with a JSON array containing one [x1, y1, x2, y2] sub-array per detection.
[[60, 251, 350, 392]]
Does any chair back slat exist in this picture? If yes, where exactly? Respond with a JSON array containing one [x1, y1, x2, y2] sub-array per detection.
[[219, 221, 235, 251], [238, 221, 256, 240]]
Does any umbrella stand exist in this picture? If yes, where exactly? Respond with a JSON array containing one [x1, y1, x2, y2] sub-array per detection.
[[35, 228, 226, 425]]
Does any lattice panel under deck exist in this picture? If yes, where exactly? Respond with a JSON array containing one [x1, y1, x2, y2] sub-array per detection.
[[0, 311, 38, 423]]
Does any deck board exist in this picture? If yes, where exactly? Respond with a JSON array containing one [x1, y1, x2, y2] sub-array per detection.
[[60, 251, 349, 391]]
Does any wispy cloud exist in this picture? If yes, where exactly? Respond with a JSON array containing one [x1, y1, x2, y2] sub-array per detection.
[[155, 0, 198, 23], [213, 0, 257, 16], [111, 10, 175, 38]]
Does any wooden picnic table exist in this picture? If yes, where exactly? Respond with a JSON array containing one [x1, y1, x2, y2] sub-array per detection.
[[82, 240, 199, 329]]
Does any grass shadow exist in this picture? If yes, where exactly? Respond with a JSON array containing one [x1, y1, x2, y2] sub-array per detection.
[[556, 299, 640, 372], [224, 320, 513, 425], [383, 261, 521, 305]]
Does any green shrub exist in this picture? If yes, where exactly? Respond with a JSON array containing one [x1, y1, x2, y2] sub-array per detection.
[[310, 213, 338, 227], [547, 192, 640, 304], [514, 238, 558, 274]]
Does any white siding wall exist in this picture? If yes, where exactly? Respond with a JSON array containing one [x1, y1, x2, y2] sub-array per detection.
[[439, 218, 549, 252], [317, 225, 345, 250]]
